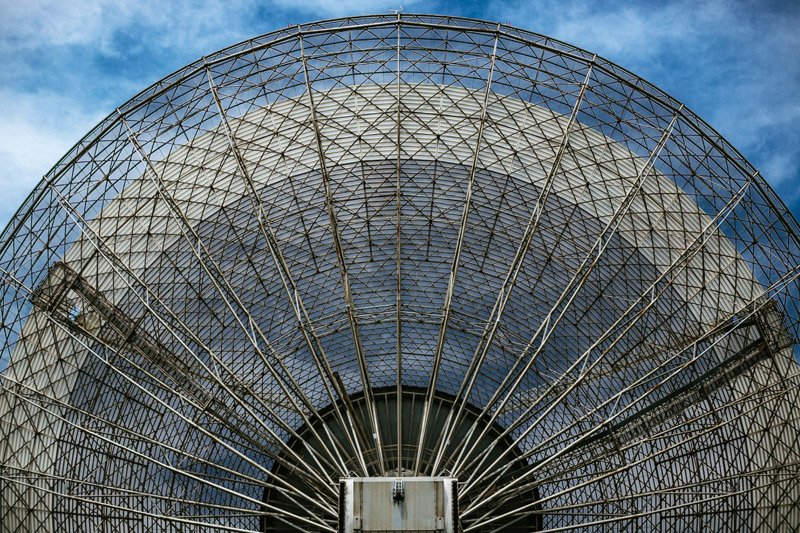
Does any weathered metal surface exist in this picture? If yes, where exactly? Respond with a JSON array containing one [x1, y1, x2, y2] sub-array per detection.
[[340, 477, 456, 532]]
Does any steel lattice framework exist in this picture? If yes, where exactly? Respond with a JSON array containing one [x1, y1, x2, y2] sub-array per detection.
[[1, 14, 799, 532]]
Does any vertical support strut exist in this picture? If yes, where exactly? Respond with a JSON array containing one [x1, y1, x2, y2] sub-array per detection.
[[394, 11, 404, 474], [453, 105, 685, 480], [414, 25, 502, 476], [59, 111, 344, 492], [431, 54, 597, 475], [456, 174, 780, 496], [298, 31, 386, 475], [205, 66, 357, 477], [118, 107, 354, 479]]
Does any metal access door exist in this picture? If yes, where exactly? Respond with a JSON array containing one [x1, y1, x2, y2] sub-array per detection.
[[338, 477, 457, 532]]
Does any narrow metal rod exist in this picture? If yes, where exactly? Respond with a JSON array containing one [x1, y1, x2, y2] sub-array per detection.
[[115, 106, 355, 478], [3, 383, 333, 530], [460, 173, 755, 466], [1, 468, 269, 515], [485, 339, 792, 494], [472, 489, 751, 532], [455, 171, 755, 482], [3, 197, 340, 496], [460, 274, 798, 506], [451, 107, 685, 473], [394, 11, 404, 474], [36, 311, 338, 506], [464, 311, 789, 512], [464, 378, 791, 528], [298, 31, 385, 475], [466, 380, 798, 521], [46, 170, 345, 490], [1, 477, 324, 533], [431, 56, 596, 474], [413, 26, 502, 475], [461, 378, 788, 527], [2, 452, 335, 524], [25, 269, 337, 503], [204, 67, 356, 475], [1, 374, 336, 513], [459, 285, 785, 499]]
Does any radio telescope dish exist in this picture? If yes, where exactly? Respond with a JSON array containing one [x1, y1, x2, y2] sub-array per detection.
[[1, 14, 799, 532]]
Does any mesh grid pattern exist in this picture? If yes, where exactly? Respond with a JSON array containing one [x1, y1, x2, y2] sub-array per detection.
[[1, 14, 799, 532]]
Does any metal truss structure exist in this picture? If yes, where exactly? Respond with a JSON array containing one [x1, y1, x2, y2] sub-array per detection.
[[1, 14, 799, 532]]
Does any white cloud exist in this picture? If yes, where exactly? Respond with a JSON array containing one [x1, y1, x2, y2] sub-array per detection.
[[0, 0, 390, 226], [0, 1, 108, 48], [490, 0, 739, 65], [0, 0, 263, 57], [0, 89, 105, 223], [0, 0, 406, 58], [489, 0, 800, 197], [761, 152, 798, 188], [271, 0, 420, 17], [0, 0, 797, 222], [0, 0, 281, 225]]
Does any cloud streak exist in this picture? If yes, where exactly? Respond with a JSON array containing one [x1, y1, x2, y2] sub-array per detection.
[[0, 0, 271, 223], [271, 0, 421, 18], [0, 0, 798, 224], [489, 0, 800, 209]]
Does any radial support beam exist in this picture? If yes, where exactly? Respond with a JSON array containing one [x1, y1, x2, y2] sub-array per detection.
[[9, 281, 339, 507], [115, 117, 353, 479], [298, 32, 386, 475], [460, 272, 800, 513], [205, 66, 363, 476], [394, 11, 405, 474], [452, 106, 685, 477], [25, 260, 339, 498], [2, 476, 326, 533], [463, 377, 800, 530], [455, 172, 757, 492], [413, 25, 502, 475], [0, 374, 336, 517], [469, 456, 800, 531], [0, 349, 335, 530], [35, 190, 344, 500], [431, 55, 597, 474], [574, 303, 791, 450], [40, 119, 349, 491]]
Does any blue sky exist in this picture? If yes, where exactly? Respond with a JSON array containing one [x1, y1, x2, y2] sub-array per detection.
[[1, 0, 798, 228]]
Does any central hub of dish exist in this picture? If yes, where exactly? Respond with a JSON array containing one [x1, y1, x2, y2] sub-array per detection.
[[338, 477, 457, 532]]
